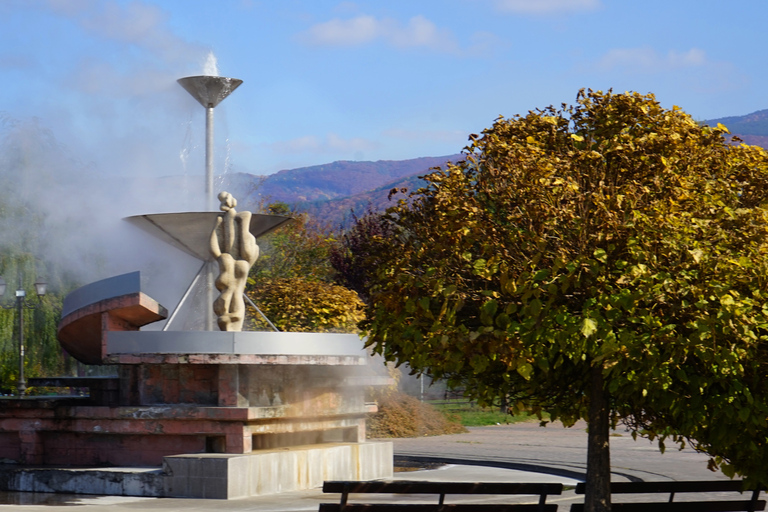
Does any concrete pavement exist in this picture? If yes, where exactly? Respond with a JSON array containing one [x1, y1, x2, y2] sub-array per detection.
[[391, 420, 724, 482]]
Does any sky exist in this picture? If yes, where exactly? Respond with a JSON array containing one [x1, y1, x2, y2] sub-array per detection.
[[0, 0, 766, 180]]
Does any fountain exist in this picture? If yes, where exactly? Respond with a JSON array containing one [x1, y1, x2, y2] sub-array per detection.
[[0, 73, 392, 499]]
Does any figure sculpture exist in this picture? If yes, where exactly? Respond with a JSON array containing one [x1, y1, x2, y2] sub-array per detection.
[[210, 191, 259, 331]]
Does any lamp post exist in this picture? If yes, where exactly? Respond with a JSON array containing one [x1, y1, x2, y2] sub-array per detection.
[[0, 275, 47, 397]]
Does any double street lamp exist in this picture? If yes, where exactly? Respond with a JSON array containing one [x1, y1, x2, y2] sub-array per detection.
[[0, 275, 47, 396]]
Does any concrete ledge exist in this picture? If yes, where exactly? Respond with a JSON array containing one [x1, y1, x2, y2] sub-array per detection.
[[164, 441, 394, 499], [0, 466, 164, 497], [104, 353, 366, 365], [0, 442, 393, 500], [107, 331, 367, 357]]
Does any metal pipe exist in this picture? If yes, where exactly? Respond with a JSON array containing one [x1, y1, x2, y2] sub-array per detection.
[[205, 107, 216, 331], [17, 284, 25, 396], [163, 262, 205, 331], [243, 293, 280, 332], [205, 106, 214, 211]]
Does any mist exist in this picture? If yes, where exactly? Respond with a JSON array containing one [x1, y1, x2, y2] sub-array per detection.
[[0, 0, 265, 317], [0, 79, 251, 319]]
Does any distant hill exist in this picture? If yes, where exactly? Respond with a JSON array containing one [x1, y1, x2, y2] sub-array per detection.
[[235, 154, 463, 226], [298, 173, 435, 228], [706, 109, 768, 136], [705, 109, 768, 148], [251, 155, 462, 205]]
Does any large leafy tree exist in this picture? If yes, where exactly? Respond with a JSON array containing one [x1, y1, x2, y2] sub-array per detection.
[[362, 90, 768, 511]]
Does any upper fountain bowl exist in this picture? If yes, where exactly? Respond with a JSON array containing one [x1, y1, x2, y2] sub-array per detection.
[[177, 76, 243, 108]]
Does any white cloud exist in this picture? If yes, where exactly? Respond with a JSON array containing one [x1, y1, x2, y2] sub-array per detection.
[[327, 133, 376, 152], [274, 135, 323, 153], [598, 47, 707, 72], [271, 133, 377, 155], [32, 0, 211, 99], [383, 128, 467, 145], [494, 0, 601, 14], [305, 15, 379, 45], [301, 14, 458, 52], [668, 48, 707, 67], [79, 1, 167, 42], [43, 0, 205, 67]]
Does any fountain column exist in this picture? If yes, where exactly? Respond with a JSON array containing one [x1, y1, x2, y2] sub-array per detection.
[[206, 106, 214, 208], [177, 75, 243, 329]]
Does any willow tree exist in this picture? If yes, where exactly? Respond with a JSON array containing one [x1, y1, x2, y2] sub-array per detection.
[[362, 90, 768, 511], [0, 117, 76, 391]]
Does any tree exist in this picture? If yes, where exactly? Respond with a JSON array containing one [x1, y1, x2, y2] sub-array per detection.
[[246, 204, 365, 333], [0, 252, 67, 393], [249, 207, 335, 283], [362, 90, 768, 511], [330, 205, 396, 302], [245, 277, 364, 332]]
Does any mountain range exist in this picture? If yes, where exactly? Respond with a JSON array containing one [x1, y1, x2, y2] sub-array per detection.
[[231, 109, 768, 227], [234, 154, 463, 226]]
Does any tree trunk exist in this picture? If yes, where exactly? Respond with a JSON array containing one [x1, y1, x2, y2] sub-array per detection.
[[585, 364, 611, 512]]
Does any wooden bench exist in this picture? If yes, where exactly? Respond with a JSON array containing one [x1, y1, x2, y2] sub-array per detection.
[[320, 480, 563, 511], [569, 480, 765, 512]]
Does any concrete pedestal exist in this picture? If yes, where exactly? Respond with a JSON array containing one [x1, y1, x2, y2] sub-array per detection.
[[0, 441, 393, 499], [0, 273, 394, 499]]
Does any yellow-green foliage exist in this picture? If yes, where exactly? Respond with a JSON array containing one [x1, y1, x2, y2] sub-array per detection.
[[246, 277, 364, 333], [0, 253, 70, 392]]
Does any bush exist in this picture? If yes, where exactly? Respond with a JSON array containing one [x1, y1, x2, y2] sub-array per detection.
[[367, 391, 468, 438], [246, 277, 364, 332]]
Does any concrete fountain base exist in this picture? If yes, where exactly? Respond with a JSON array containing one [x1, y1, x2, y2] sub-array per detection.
[[1, 441, 393, 499], [0, 272, 394, 499]]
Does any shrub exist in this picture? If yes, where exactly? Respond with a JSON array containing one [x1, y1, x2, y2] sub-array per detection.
[[367, 391, 467, 438]]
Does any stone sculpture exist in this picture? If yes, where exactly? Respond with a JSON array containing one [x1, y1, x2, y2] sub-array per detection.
[[210, 191, 259, 331]]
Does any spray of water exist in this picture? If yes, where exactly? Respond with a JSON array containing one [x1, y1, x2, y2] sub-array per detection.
[[202, 51, 220, 76], [178, 113, 198, 204]]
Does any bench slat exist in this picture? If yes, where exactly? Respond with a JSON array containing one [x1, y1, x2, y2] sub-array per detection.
[[322, 481, 563, 496], [320, 505, 559, 512], [571, 499, 765, 512], [574, 481, 758, 495], [571, 500, 765, 512]]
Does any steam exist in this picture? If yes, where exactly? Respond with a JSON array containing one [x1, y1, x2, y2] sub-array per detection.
[[0, 113, 243, 319], [0, 3, 241, 327]]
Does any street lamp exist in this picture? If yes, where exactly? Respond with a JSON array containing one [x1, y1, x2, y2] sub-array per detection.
[[0, 275, 47, 396]]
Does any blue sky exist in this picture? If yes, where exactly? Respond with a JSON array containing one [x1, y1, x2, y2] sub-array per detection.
[[1, 0, 766, 179]]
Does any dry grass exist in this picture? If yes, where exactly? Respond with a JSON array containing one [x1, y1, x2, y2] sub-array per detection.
[[367, 391, 468, 438]]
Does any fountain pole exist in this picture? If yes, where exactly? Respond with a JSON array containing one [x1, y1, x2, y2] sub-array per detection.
[[177, 75, 243, 329], [206, 106, 214, 209]]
